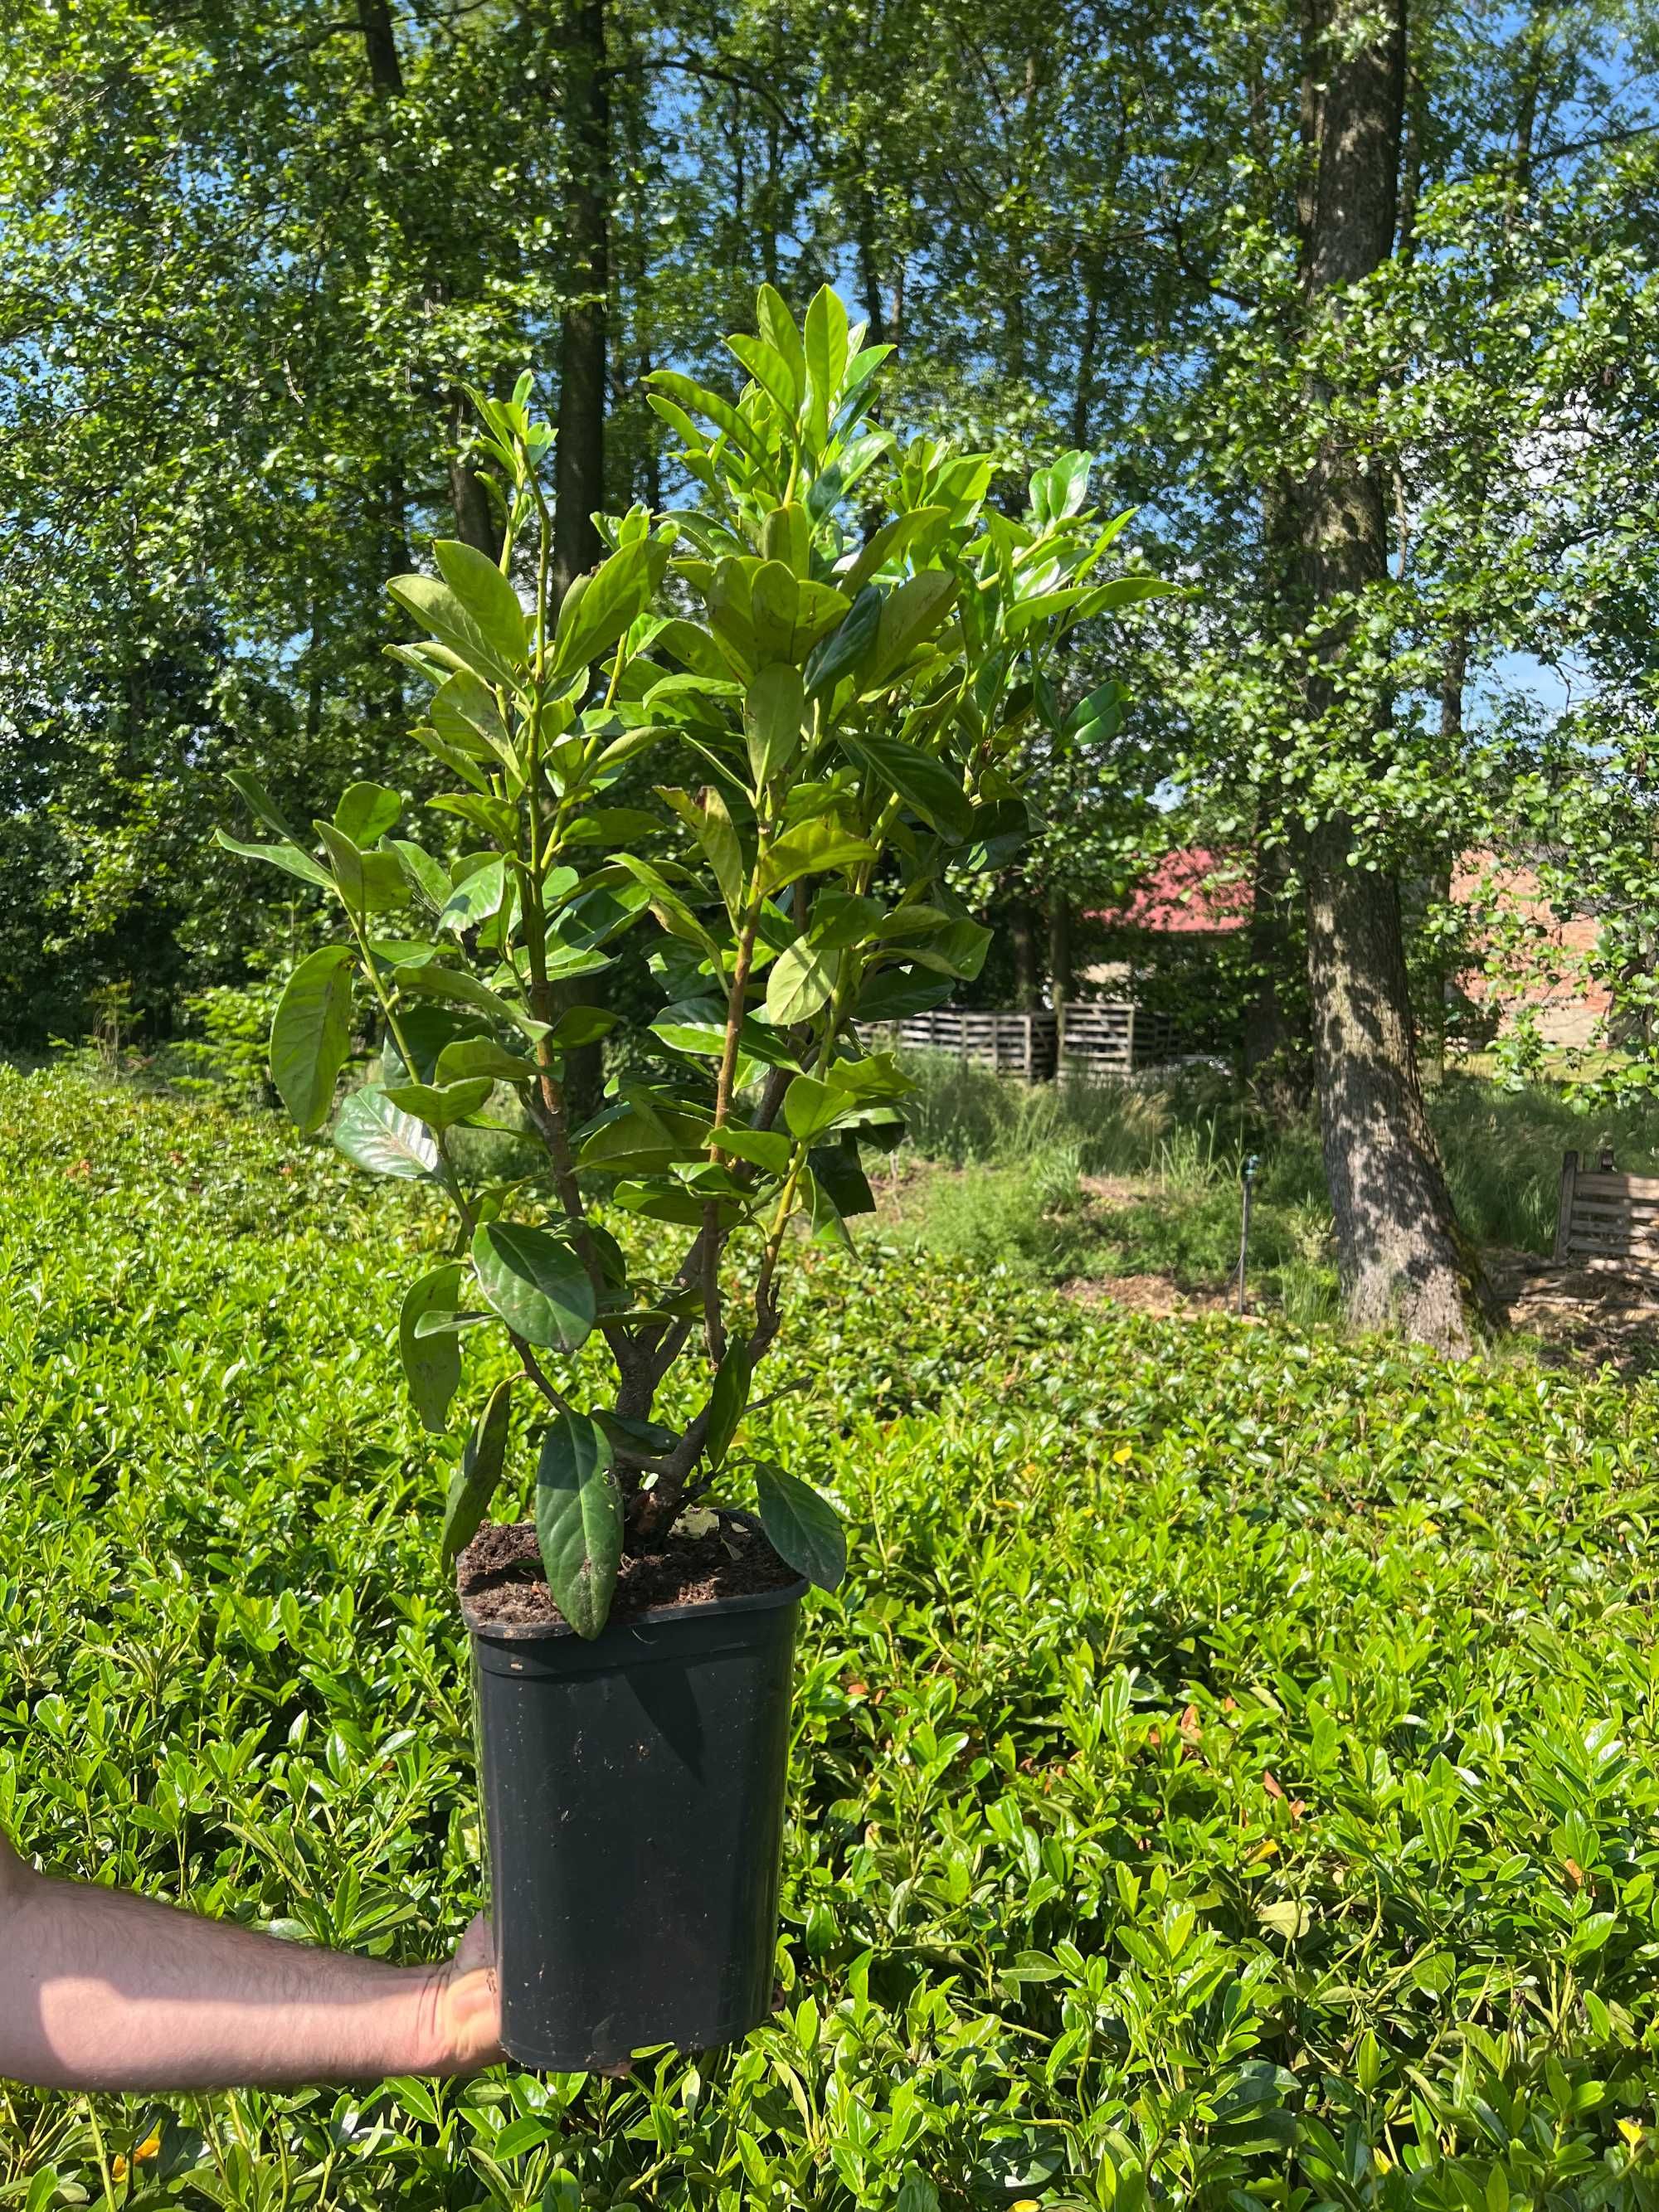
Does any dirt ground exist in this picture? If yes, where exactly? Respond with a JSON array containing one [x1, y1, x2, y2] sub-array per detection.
[[1484, 1247, 1659, 1376], [1064, 1248, 1659, 1374]]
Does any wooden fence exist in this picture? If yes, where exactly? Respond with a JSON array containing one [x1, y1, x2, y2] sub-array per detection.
[[1056, 1001, 1180, 1076], [861, 1008, 1058, 1079], [859, 1000, 1185, 1079], [1554, 1150, 1659, 1269]]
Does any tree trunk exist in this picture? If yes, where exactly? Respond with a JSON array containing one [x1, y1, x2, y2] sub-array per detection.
[[354, 0, 497, 557], [1293, 0, 1496, 1350], [356, 0, 402, 97], [1047, 896, 1073, 1014], [1010, 902, 1040, 1011], [552, 0, 610, 606], [446, 389, 501, 558], [1243, 839, 1307, 1113], [1418, 629, 1468, 1090]]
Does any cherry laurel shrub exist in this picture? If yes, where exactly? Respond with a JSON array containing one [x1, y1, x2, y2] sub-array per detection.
[[221, 285, 1164, 1636]]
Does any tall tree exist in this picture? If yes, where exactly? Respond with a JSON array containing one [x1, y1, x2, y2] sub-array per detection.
[[1290, 0, 1498, 1346]]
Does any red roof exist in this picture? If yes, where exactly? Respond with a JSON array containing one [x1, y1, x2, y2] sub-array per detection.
[[1089, 849, 1253, 936]]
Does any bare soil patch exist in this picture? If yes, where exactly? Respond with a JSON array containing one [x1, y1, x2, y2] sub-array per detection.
[[1486, 1248, 1659, 1377]]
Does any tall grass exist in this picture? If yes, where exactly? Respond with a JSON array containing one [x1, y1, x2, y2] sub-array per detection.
[[890, 1054, 1659, 1311], [897, 1050, 1194, 1175]]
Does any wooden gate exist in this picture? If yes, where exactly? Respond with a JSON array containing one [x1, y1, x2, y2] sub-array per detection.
[[1554, 1150, 1659, 1268]]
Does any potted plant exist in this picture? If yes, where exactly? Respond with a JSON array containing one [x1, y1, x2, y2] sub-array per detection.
[[221, 284, 1155, 2069]]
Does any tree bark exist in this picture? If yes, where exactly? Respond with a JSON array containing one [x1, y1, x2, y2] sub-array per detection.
[[1293, 0, 1497, 1349], [356, 0, 402, 98], [1243, 839, 1307, 1112], [1010, 901, 1040, 1010], [1417, 629, 1467, 1090], [552, 0, 610, 606], [1047, 896, 1073, 1014]]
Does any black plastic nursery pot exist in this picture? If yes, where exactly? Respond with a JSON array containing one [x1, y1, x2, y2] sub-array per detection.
[[462, 1549, 808, 2072]]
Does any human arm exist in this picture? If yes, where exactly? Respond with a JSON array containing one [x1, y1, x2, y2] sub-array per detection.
[[0, 1833, 500, 2092]]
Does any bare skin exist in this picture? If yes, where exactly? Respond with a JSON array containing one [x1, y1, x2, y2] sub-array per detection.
[[0, 1832, 501, 2091]]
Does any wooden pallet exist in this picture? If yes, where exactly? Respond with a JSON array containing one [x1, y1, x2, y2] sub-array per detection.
[[1554, 1150, 1659, 1268], [1058, 1001, 1180, 1074], [863, 1009, 1059, 1079]]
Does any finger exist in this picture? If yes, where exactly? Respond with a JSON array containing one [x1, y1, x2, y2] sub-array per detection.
[[454, 1913, 495, 1978]]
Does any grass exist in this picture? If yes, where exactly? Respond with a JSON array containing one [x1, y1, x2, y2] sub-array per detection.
[[10, 1063, 1659, 2205], [892, 1053, 1659, 1314]]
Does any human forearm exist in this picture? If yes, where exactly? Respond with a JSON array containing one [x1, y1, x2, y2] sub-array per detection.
[[0, 1853, 498, 2092]]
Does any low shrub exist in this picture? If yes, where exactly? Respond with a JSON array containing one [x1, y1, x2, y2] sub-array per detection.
[[9, 1064, 1659, 2207]]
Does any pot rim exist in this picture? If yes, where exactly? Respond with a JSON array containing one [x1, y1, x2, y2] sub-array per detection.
[[458, 1507, 810, 1645]]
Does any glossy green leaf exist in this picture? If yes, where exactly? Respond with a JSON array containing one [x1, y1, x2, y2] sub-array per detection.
[[550, 537, 664, 680], [535, 1412, 623, 1639], [471, 1222, 596, 1350], [755, 1466, 845, 1591], [783, 1073, 853, 1141], [703, 1334, 751, 1470], [431, 669, 512, 761], [764, 937, 841, 1025], [844, 729, 975, 841], [334, 781, 403, 844], [399, 1261, 466, 1435], [213, 829, 333, 892], [803, 585, 882, 698], [758, 818, 875, 895], [269, 945, 354, 1135], [433, 538, 528, 670], [440, 1378, 514, 1571], [388, 571, 517, 688], [333, 1087, 440, 1179], [392, 962, 546, 1042]]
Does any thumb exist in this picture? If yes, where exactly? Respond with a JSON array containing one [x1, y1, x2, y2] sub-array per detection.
[[453, 1912, 495, 1980]]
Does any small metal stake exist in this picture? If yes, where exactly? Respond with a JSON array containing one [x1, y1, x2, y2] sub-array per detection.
[[1237, 1153, 1260, 1315]]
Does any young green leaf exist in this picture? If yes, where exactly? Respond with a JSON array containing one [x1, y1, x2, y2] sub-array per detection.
[[213, 829, 333, 892], [535, 1412, 623, 1639], [441, 1378, 514, 1571], [334, 781, 403, 844], [333, 1087, 440, 1179], [269, 945, 355, 1135], [803, 286, 849, 437], [434, 1037, 540, 1087], [550, 537, 664, 680], [844, 729, 975, 842], [400, 1260, 467, 1435], [703, 1334, 751, 1470], [764, 938, 841, 1026], [757, 819, 875, 896], [382, 1077, 494, 1130], [432, 538, 528, 670], [755, 1466, 845, 1591], [783, 1074, 853, 1141], [471, 1222, 596, 1350], [744, 663, 806, 790]]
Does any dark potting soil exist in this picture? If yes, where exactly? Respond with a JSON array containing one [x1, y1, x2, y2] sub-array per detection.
[[457, 1511, 800, 1631]]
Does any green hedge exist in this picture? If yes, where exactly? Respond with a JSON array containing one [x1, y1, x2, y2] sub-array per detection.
[[5, 1064, 1659, 2208]]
